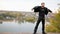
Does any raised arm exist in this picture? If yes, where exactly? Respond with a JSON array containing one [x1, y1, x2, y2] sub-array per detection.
[[47, 8, 52, 13], [32, 6, 39, 16]]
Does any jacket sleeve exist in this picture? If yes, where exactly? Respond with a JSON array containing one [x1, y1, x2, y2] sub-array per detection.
[[32, 6, 40, 12], [32, 6, 38, 10], [47, 8, 52, 13], [45, 7, 52, 15]]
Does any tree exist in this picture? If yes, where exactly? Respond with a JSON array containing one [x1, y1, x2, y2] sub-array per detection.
[[0, 16, 4, 20], [46, 8, 60, 32]]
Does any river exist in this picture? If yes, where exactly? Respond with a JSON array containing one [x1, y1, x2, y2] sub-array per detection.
[[0, 20, 49, 33]]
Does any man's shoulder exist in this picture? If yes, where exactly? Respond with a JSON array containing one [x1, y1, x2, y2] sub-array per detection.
[[35, 6, 48, 9]]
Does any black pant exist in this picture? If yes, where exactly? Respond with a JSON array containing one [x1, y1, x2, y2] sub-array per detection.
[[33, 16, 45, 34]]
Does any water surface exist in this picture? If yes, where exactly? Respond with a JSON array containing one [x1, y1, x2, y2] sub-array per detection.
[[0, 20, 42, 33]]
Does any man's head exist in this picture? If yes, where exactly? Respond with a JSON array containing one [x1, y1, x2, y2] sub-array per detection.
[[41, 2, 45, 7]]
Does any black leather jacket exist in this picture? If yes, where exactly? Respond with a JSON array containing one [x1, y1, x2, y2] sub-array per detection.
[[32, 6, 52, 16]]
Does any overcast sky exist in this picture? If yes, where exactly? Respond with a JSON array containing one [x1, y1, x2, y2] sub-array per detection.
[[0, 0, 60, 12]]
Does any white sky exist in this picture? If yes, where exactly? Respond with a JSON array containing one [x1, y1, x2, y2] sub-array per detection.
[[0, 0, 60, 12]]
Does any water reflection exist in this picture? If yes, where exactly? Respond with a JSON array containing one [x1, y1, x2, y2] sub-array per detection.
[[18, 20, 35, 24], [0, 20, 42, 33]]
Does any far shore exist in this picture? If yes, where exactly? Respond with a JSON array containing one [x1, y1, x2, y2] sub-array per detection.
[[0, 19, 14, 22]]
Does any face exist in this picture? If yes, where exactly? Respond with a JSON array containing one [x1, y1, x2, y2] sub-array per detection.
[[41, 3, 45, 7]]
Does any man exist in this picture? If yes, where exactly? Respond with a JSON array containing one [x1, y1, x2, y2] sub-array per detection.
[[32, 2, 52, 34]]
